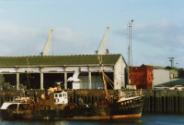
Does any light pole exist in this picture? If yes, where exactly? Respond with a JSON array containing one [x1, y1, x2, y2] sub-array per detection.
[[168, 57, 174, 68], [127, 19, 134, 85], [128, 19, 134, 67]]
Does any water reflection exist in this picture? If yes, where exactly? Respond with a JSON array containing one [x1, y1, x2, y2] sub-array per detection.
[[41, 120, 143, 125], [0, 115, 184, 125], [0, 119, 143, 125]]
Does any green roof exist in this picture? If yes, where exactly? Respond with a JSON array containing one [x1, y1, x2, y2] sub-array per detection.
[[0, 54, 122, 67]]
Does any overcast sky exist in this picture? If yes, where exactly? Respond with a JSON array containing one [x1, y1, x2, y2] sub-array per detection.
[[0, 0, 184, 67]]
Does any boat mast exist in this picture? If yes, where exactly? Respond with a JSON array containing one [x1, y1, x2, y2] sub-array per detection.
[[98, 55, 110, 100], [96, 27, 112, 100]]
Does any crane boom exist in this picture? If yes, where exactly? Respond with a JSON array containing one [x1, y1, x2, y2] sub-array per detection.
[[41, 29, 54, 56], [97, 27, 110, 55]]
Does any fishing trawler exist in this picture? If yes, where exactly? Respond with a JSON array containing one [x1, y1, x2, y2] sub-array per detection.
[[0, 90, 143, 120], [0, 75, 144, 121]]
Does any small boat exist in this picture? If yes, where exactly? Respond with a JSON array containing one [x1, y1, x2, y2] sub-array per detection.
[[0, 97, 34, 120]]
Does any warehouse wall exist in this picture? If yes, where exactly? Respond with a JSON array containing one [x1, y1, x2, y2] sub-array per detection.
[[114, 56, 126, 89]]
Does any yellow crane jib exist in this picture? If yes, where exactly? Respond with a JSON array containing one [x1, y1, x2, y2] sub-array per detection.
[[96, 26, 110, 55], [41, 29, 54, 56]]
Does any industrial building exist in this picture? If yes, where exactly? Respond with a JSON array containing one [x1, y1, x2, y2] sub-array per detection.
[[0, 54, 126, 90], [129, 65, 179, 89]]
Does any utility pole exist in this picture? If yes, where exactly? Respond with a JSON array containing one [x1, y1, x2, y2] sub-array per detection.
[[168, 57, 174, 68]]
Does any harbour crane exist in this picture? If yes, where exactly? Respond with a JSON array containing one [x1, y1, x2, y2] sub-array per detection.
[[41, 29, 54, 56], [96, 26, 110, 55]]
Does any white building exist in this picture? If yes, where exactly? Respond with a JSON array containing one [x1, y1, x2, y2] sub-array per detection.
[[0, 54, 127, 90], [153, 67, 177, 86]]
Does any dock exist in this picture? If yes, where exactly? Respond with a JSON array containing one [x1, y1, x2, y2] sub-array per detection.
[[143, 89, 184, 114]]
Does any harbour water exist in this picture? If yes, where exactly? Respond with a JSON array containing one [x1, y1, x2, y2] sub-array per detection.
[[0, 115, 183, 125]]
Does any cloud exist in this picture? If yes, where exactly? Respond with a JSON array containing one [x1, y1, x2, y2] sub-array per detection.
[[0, 21, 41, 55], [51, 27, 96, 55], [0, 8, 5, 14], [136, 22, 184, 46], [53, 28, 83, 43], [0, 21, 94, 56]]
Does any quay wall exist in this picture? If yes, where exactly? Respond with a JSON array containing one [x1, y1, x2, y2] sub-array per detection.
[[0, 89, 184, 114], [143, 90, 184, 114]]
